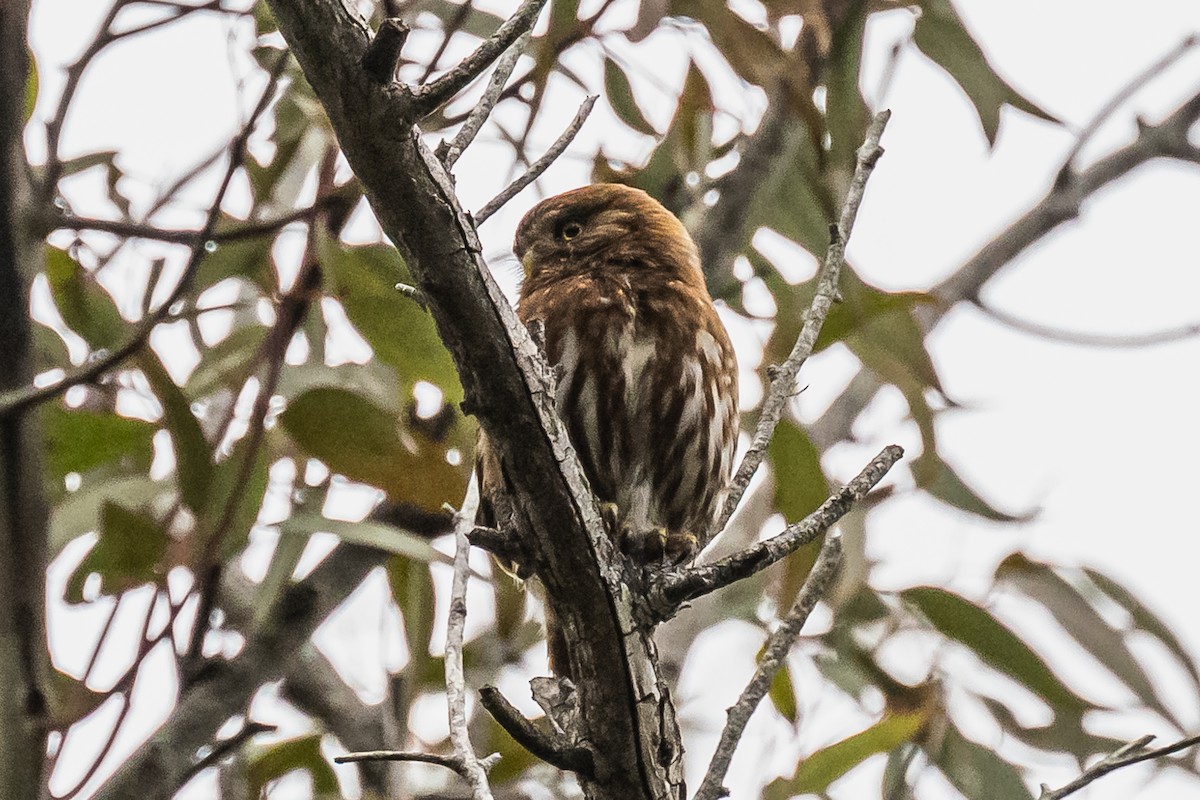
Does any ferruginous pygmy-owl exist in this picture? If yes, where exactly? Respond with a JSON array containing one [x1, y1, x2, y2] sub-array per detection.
[[477, 183, 739, 574]]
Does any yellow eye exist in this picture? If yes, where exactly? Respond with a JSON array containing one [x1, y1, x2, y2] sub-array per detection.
[[559, 221, 583, 240]]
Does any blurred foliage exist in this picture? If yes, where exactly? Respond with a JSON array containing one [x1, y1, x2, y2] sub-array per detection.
[[21, 0, 1196, 798]]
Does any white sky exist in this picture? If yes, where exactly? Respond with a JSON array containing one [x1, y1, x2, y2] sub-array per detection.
[[25, 0, 1200, 798]]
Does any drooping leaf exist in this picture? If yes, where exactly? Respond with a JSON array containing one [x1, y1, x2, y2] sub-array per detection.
[[927, 721, 1034, 800], [46, 667, 107, 729], [186, 324, 269, 398], [769, 418, 829, 522], [44, 247, 125, 349], [1082, 567, 1200, 699], [911, 0, 1056, 145], [66, 502, 169, 603], [603, 57, 658, 136], [996, 554, 1173, 724], [282, 513, 442, 563], [139, 352, 213, 514], [768, 661, 799, 724], [903, 587, 1092, 715], [387, 556, 438, 686], [246, 734, 339, 798], [765, 711, 927, 799], [42, 406, 155, 481], [24, 48, 38, 122], [980, 696, 1122, 760], [196, 433, 272, 561], [824, 3, 870, 197], [323, 241, 463, 403], [911, 452, 1031, 523]]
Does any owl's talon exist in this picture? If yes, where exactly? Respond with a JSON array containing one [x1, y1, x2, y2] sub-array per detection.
[[599, 502, 621, 537], [618, 526, 695, 568]]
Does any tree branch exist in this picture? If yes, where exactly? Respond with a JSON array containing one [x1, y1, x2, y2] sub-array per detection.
[[971, 297, 1200, 348], [409, 0, 548, 116], [473, 95, 598, 225], [1039, 733, 1200, 799], [813, 82, 1200, 452], [438, 30, 531, 169], [694, 532, 845, 800], [91, 544, 388, 800], [445, 483, 494, 800], [0, 3, 51, 797], [651, 445, 901, 620], [0, 49, 289, 419], [713, 110, 891, 543], [264, 0, 686, 795], [479, 685, 595, 775]]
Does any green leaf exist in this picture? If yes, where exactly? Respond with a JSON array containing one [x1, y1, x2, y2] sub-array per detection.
[[246, 734, 338, 797], [768, 662, 798, 724], [980, 696, 1121, 760], [769, 418, 828, 522], [912, 452, 1031, 523], [603, 57, 657, 136], [281, 513, 441, 563], [927, 722, 1034, 800], [139, 352, 213, 514], [196, 435, 271, 560], [765, 711, 927, 799], [1082, 567, 1200, 700], [45, 247, 125, 349], [996, 554, 1171, 723], [66, 502, 169, 603], [912, 0, 1056, 145], [904, 587, 1091, 714], [387, 556, 438, 685], [42, 406, 155, 480], [50, 474, 164, 554], [186, 324, 269, 398], [24, 49, 38, 122], [324, 241, 463, 403], [824, 4, 870, 196], [193, 233, 273, 294], [253, 520, 311, 629]]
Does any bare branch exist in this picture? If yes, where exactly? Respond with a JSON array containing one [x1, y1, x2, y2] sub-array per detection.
[[651, 445, 901, 619], [47, 192, 348, 245], [694, 532, 844, 800], [410, 0, 548, 116], [1057, 34, 1198, 180], [92, 544, 388, 800], [473, 95, 598, 225], [1040, 733, 1200, 799], [439, 30, 531, 169], [178, 721, 278, 786], [335, 749, 500, 773], [445, 483, 494, 800], [713, 110, 891, 542], [478, 685, 594, 775], [0, 49, 289, 419], [813, 83, 1200, 450], [692, 83, 793, 297], [971, 297, 1200, 348], [361, 18, 411, 84]]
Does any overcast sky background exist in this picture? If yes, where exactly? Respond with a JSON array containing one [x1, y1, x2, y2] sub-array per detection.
[[24, 0, 1200, 798]]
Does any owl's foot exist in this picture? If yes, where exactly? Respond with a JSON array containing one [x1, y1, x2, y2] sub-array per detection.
[[619, 526, 697, 567], [599, 502, 621, 538]]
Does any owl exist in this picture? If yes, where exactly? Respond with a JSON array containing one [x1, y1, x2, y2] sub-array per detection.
[[477, 183, 739, 571]]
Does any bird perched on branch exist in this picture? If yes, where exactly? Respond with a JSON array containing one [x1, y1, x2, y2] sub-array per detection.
[[477, 183, 739, 667]]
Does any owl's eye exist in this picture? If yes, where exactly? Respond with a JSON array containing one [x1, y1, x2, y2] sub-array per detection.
[[558, 220, 583, 241]]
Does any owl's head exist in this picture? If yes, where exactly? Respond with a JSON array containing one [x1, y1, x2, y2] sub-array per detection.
[[512, 183, 704, 288]]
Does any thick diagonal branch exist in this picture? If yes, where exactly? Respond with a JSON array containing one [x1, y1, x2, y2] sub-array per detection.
[[265, 1, 685, 797]]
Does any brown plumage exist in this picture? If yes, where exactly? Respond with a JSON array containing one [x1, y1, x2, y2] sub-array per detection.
[[476, 183, 739, 669]]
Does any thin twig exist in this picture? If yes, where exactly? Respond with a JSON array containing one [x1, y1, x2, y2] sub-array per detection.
[[49, 194, 343, 245], [410, 0, 548, 116], [0, 49, 289, 418], [712, 109, 891, 543], [335, 749, 500, 772], [445, 481, 493, 800], [177, 722, 278, 786], [1040, 733, 1200, 799], [473, 95, 598, 225], [651, 445, 901, 619], [418, 0, 476, 85], [439, 30, 531, 169], [478, 686, 594, 775], [694, 533, 844, 800], [971, 297, 1200, 348], [1058, 35, 1198, 181]]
